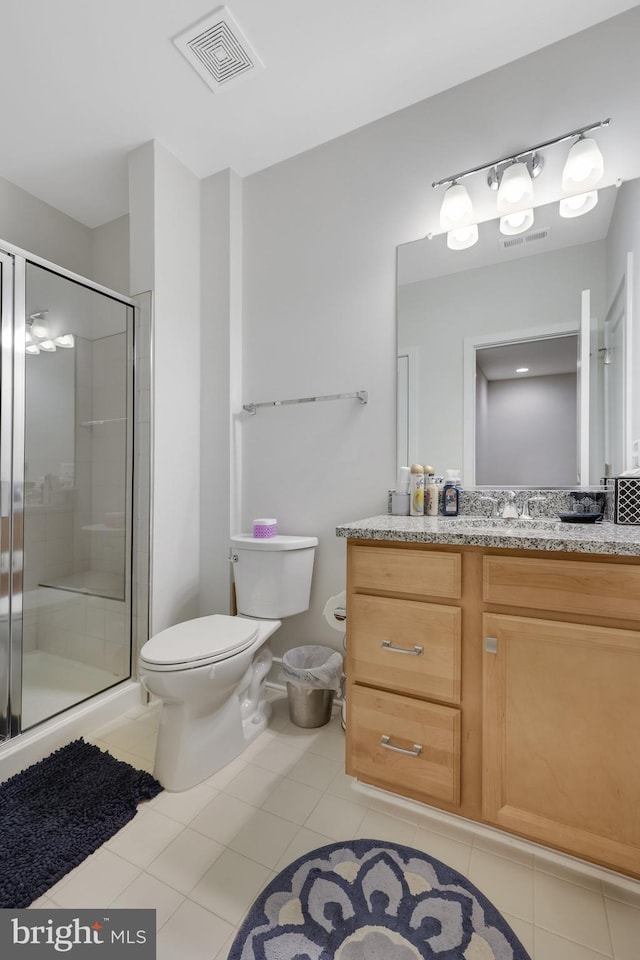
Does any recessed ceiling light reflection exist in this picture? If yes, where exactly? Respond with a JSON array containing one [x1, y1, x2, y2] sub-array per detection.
[[516, 367, 529, 373]]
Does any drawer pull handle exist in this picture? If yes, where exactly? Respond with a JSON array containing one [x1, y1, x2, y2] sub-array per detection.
[[380, 735, 423, 757], [381, 639, 424, 656]]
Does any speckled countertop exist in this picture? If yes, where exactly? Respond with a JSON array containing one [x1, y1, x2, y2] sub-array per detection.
[[336, 515, 640, 556]]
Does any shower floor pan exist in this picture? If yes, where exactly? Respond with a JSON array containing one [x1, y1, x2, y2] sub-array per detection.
[[22, 649, 125, 730]]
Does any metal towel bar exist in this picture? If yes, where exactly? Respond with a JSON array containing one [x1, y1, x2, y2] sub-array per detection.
[[243, 390, 368, 415]]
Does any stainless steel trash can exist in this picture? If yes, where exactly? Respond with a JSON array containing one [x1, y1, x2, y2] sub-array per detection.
[[286, 684, 334, 728]]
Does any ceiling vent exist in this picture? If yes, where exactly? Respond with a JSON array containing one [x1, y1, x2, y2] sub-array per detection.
[[173, 6, 263, 92], [499, 227, 550, 251]]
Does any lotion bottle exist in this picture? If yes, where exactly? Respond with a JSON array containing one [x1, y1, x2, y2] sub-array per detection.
[[409, 463, 425, 516], [425, 469, 438, 516]]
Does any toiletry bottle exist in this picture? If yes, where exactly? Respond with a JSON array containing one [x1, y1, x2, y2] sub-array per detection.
[[390, 465, 411, 515], [442, 470, 459, 516], [425, 469, 438, 516], [409, 464, 425, 516]]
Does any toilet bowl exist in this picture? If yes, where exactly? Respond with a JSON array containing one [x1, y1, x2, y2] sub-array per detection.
[[139, 534, 317, 791]]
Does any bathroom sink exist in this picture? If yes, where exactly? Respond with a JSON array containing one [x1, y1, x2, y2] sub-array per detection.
[[440, 516, 562, 531]]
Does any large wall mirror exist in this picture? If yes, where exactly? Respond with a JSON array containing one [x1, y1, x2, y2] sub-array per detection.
[[397, 177, 640, 488]]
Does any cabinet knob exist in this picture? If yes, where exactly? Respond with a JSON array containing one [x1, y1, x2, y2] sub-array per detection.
[[381, 639, 424, 656], [380, 735, 423, 757], [485, 636, 498, 654]]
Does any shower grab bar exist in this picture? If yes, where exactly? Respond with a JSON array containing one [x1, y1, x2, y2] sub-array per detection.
[[242, 389, 368, 415]]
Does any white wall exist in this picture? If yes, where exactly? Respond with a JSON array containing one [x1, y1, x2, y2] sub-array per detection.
[[199, 169, 243, 615], [237, 8, 640, 658], [479, 374, 577, 486], [129, 141, 201, 634], [0, 175, 92, 276]]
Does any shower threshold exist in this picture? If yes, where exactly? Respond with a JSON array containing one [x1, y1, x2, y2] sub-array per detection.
[[22, 650, 127, 729], [38, 570, 124, 602]]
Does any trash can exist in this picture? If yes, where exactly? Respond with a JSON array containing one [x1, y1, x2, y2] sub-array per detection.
[[282, 645, 344, 728]]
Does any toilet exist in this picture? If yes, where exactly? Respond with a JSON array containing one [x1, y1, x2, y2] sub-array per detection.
[[139, 534, 317, 791]]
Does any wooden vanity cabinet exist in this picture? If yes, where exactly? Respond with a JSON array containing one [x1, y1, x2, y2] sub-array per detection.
[[345, 542, 483, 817], [345, 539, 640, 879]]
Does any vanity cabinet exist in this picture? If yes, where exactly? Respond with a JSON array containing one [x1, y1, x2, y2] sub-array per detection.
[[345, 539, 640, 878], [346, 543, 481, 816]]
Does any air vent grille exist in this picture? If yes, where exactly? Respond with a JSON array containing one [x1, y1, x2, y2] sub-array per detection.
[[174, 6, 263, 91], [499, 227, 550, 251]]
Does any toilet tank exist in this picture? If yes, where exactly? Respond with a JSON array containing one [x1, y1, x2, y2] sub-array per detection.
[[231, 534, 318, 618]]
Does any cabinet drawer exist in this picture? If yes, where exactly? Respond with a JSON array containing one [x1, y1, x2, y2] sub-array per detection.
[[484, 555, 640, 621], [347, 684, 460, 805], [348, 595, 461, 703], [350, 545, 461, 599]]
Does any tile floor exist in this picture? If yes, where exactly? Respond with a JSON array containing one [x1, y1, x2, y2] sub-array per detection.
[[29, 689, 640, 960]]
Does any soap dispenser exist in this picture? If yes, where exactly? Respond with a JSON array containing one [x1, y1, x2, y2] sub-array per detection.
[[442, 470, 460, 516]]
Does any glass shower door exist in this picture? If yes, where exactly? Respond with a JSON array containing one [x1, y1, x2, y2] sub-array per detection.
[[0, 251, 17, 739], [20, 262, 134, 730]]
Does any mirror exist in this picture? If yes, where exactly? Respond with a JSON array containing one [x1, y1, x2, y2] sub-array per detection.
[[397, 178, 640, 487]]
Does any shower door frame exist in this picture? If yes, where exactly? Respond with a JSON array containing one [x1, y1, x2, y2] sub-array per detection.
[[0, 239, 138, 740]]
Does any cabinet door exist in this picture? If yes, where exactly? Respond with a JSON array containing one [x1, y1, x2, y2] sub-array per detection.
[[483, 613, 640, 876], [347, 684, 460, 805], [348, 594, 461, 703]]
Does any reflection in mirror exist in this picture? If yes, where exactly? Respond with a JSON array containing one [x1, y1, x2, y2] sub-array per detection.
[[475, 335, 578, 486], [397, 179, 640, 487]]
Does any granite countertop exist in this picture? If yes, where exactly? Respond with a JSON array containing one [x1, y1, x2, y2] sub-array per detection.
[[335, 515, 640, 556]]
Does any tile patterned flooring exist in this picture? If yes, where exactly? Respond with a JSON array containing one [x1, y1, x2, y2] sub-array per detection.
[[29, 689, 640, 959]]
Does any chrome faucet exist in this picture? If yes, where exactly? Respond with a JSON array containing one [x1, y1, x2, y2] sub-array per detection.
[[500, 491, 519, 519], [479, 496, 498, 517], [520, 495, 547, 520]]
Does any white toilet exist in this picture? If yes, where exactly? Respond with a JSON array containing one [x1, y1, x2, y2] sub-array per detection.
[[139, 534, 317, 791]]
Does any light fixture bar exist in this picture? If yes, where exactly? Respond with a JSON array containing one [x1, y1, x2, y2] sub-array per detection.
[[432, 118, 611, 189]]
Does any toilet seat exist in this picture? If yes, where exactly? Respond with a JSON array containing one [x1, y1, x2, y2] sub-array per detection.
[[139, 614, 259, 672]]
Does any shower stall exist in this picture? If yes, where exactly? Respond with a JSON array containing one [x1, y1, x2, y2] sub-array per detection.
[[0, 243, 148, 753]]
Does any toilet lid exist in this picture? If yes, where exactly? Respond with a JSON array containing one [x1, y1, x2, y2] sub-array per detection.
[[139, 615, 259, 667]]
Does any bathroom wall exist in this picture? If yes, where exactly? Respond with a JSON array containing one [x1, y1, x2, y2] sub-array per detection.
[[129, 141, 201, 636], [239, 8, 640, 658]]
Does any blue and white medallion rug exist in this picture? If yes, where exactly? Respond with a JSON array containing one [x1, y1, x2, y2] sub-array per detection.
[[228, 839, 531, 959]]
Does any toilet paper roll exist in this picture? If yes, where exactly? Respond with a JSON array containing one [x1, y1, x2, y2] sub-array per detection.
[[253, 518, 277, 538], [323, 591, 347, 632]]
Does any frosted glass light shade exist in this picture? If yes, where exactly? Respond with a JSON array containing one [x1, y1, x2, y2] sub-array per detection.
[[447, 223, 478, 250], [439, 183, 474, 231], [497, 162, 533, 212], [38, 339, 57, 352], [25, 343, 40, 355], [559, 191, 598, 218], [500, 208, 534, 235], [562, 137, 604, 192], [54, 333, 75, 348]]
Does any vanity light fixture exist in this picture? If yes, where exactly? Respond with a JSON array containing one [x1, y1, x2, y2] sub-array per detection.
[[562, 137, 605, 193], [29, 311, 49, 339], [439, 182, 474, 231], [25, 314, 75, 357], [447, 223, 478, 250], [559, 190, 598, 218], [431, 118, 611, 247], [496, 162, 534, 213], [499, 208, 535, 235]]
